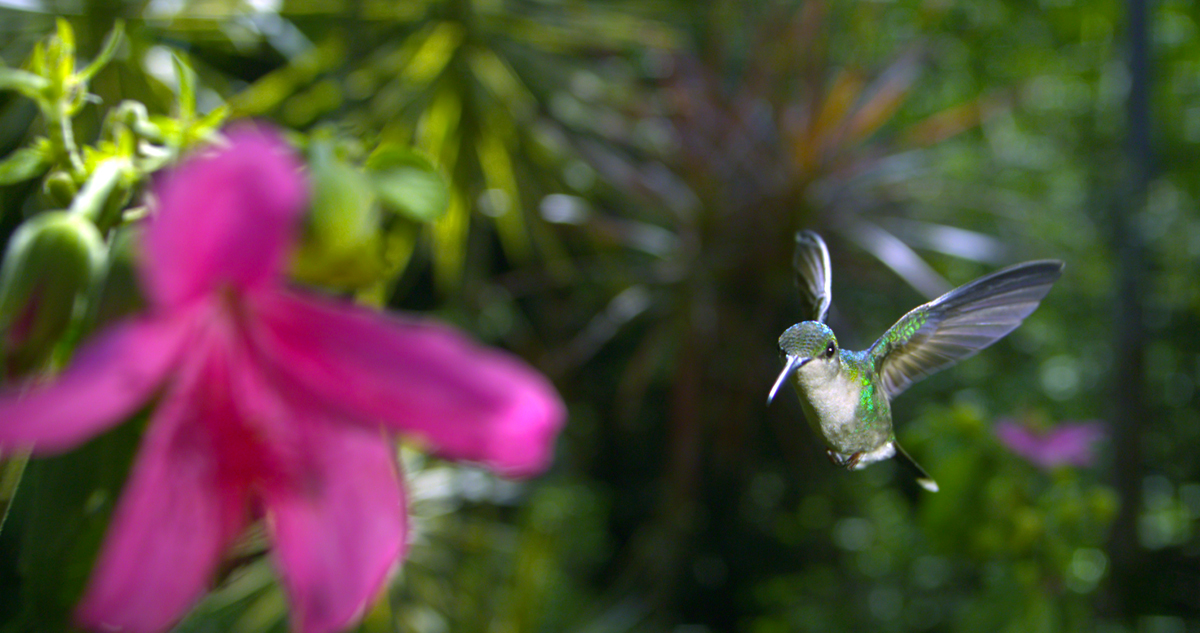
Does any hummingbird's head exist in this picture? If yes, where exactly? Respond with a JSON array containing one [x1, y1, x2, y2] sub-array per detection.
[[778, 321, 837, 359], [768, 321, 840, 403]]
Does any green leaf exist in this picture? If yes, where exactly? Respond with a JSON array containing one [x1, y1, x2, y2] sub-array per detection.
[[54, 18, 75, 56], [0, 67, 50, 102], [193, 104, 230, 140], [291, 145, 387, 291], [0, 452, 30, 538], [476, 128, 531, 261], [171, 557, 287, 633], [50, 18, 76, 90], [75, 21, 125, 84], [171, 52, 197, 124], [402, 21, 464, 86], [27, 40, 47, 78], [5, 415, 143, 629], [364, 145, 449, 223], [0, 145, 51, 186]]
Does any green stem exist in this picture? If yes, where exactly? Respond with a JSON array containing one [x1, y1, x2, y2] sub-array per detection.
[[68, 158, 125, 229], [56, 100, 84, 174]]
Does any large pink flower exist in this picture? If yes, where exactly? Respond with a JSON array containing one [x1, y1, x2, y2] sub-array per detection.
[[0, 127, 566, 633]]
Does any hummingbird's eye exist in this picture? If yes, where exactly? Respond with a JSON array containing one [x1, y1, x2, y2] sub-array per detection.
[[824, 342, 836, 358]]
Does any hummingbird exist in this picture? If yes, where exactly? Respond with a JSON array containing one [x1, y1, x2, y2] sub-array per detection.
[[767, 231, 1064, 492]]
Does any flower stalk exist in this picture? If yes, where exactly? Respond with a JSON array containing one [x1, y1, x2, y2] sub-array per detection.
[[68, 158, 129, 230]]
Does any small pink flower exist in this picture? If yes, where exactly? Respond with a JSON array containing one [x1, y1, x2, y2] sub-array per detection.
[[994, 419, 1106, 470], [0, 127, 566, 633]]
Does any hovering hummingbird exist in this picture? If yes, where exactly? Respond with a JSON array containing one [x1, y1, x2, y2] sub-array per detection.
[[768, 231, 1064, 492]]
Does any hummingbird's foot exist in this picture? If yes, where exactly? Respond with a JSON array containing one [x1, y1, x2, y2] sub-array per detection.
[[826, 449, 863, 470]]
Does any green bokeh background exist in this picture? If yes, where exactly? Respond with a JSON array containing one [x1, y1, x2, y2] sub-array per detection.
[[0, 0, 1196, 631]]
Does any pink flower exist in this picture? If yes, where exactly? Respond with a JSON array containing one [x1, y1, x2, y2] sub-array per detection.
[[994, 419, 1106, 470], [0, 127, 566, 633]]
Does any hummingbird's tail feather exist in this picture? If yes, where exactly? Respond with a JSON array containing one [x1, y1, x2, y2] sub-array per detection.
[[893, 442, 939, 492]]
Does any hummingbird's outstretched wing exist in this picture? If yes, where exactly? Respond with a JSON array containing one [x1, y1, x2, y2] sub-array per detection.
[[794, 231, 832, 323], [868, 260, 1064, 398]]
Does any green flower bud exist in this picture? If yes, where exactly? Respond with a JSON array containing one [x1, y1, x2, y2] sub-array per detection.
[[42, 170, 78, 209], [0, 212, 105, 376], [85, 225, 145, 334], [290, 143, 387, 291]]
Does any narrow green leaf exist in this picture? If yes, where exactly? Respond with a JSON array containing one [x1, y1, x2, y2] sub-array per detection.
[[476, 128, 531, 261], [403, 21, 464, 86], [8, 415, 144, 629], [432, 190, 468, 293], [0, 67, 50, 102], [194, 104, 230, 139], [468, 47, 535, 119], [0, 145, 50, 186], [365, 145, 449, 223], [27, 40, 47, 78], [171, 52, 197, 123], [54, 18, 75, 55], [76, 21, 125, 84], [51, 18, 76, 88], [0, 452, 30, 537], [171, 558, 282, 633], [228, 36, 344, 117]]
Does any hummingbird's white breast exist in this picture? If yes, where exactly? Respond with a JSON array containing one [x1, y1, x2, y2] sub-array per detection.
[[790, 351, 893, 455]]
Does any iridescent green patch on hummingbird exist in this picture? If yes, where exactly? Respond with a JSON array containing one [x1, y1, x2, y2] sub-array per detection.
[[768, 231, 1064, 492]]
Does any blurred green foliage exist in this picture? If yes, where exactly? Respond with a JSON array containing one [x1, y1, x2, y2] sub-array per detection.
[[1, 0, 1199, 632]]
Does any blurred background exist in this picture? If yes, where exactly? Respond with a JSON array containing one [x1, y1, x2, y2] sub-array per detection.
[[0, 0, 1197, 631]]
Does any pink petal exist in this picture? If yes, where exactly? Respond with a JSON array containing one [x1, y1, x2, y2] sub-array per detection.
[[262, 415, 406, 633], [250, 290, 566, 479], [75, 353, 248, 633], [994, 420, 1040, 461], [220, 339, 406, 633], [140, 126, 307, 311], [0, 315, 189, 454], [1043, 422, 1106, 467]]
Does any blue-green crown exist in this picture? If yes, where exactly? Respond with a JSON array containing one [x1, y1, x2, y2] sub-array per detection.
[[778, 321, 836, 358]]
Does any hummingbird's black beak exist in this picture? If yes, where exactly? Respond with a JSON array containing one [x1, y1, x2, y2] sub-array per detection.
[[767, 355, 810, 404]]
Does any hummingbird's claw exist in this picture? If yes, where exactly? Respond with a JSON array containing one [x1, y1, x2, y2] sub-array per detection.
[[825, 449, 863, 470]]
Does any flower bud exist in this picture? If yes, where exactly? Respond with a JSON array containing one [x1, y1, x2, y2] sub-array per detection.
[[42, 170, 78, 209], [0, 211, 105, 376], [290, 142, 386, 291], [84, 225, 145, 334]]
